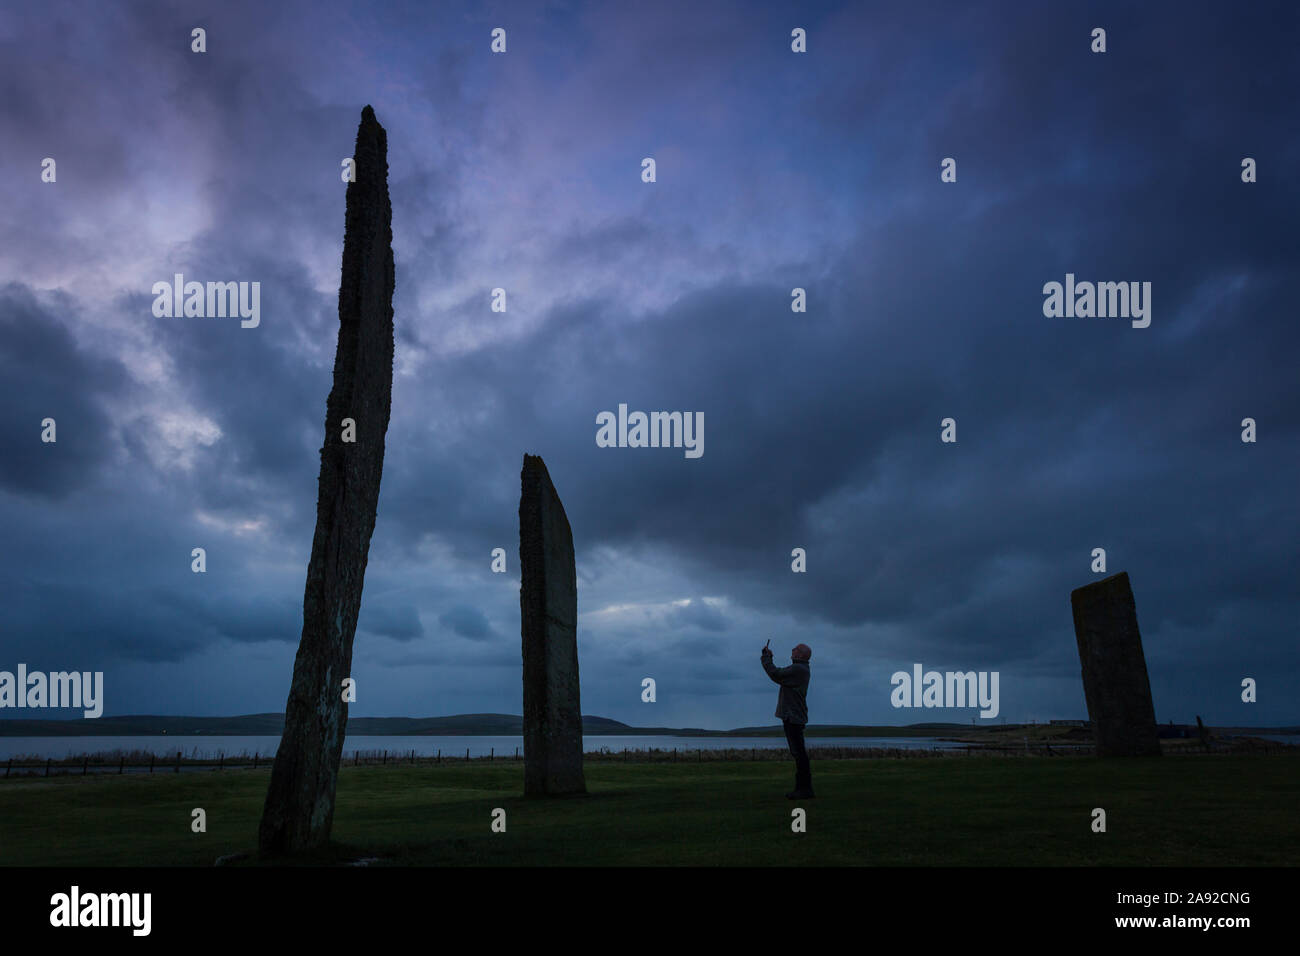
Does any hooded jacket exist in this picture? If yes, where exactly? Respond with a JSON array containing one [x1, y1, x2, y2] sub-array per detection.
[[762, 653, 810, 725]]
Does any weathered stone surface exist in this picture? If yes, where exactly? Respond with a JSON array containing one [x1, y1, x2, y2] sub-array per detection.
[[259, 105, 395, 852], [519, 454, 586, 796], [1070, 571, 1161, 757]]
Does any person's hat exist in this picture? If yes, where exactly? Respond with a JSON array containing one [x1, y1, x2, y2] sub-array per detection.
[[793, 643, 812, 661]]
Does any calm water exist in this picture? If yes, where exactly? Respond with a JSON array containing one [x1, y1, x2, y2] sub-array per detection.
[[0, 734, 967, 761]]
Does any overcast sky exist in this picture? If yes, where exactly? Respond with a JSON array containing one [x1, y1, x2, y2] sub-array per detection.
[[1, 0, 1296, 729]]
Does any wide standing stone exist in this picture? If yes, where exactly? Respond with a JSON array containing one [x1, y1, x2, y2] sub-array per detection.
[[259, 105, 395, 852], [1070, 571, 1161, 757], [519, 454, 586, 796]]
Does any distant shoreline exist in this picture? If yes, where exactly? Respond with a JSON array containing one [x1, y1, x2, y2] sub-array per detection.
[[1, 713, 1296, 738]]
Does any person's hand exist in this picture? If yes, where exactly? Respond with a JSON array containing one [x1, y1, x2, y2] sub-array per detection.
[[761, 645, 773, 658]]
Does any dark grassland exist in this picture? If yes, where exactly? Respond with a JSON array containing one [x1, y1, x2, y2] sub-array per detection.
[[1, 755, 1294, 866]]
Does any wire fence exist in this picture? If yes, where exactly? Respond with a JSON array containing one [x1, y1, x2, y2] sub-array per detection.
[[2, 736, 1293, 778]]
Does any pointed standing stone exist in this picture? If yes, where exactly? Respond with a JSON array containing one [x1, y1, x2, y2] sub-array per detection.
[[259, 105, 395, 852], [1070, 571, 1161, 757], [519, 454, 586, 796]]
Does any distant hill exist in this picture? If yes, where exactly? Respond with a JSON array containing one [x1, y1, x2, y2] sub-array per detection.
[[0, 713, 633, 736], [1, 714, 1295, 737], [0, 714, 964, 737]]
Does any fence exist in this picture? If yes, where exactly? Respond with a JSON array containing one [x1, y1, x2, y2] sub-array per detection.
[[3, 737, 1294, 777], [0, 743, 1041, 775]]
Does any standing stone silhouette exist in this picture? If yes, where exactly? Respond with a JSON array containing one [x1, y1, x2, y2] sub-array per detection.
[[519, 454, 586, 796], [259, 105, 395, 852], [1070, 571, 1161, 757]]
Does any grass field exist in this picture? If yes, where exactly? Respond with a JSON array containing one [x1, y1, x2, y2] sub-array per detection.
[[1, 755, 1296, 866]]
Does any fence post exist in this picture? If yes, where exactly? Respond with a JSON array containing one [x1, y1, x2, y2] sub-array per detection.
[[219, 752, 224, 771], [354, 751, 359, 766], [466, 748, 470, 761], [82, 755, 88, 776], [515, 747, 519, 760], [176, 751, 182, 773], [149, 753, 155, 773], [437, 749, 441, 764], [119, 755, 125, 774], [253, 752, 259, 770], [490, 747, 493, 762], [382, 750, 387, 765], [45, 758, 51, 777], [6, 757, 12, 778]]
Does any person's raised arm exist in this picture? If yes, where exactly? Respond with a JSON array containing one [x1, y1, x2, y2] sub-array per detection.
[[761, 647, 797, 685]]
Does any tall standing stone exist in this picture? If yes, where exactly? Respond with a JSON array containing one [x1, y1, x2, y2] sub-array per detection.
[[519, 454, 586, 796], [1070, 571, 1161, 757], [259, 105, 395, 852]]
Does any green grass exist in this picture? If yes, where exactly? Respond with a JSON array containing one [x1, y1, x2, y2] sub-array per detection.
[[1, 756, 1295, 866]]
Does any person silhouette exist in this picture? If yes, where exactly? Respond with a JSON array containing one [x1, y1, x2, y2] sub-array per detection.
[[761, 641, 813, 798]]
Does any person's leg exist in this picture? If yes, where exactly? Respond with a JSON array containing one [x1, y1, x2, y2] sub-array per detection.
[[782, 720, 802, 795], [790, 722, 812, 794]]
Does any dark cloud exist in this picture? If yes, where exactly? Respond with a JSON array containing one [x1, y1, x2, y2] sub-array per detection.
[[0, 0, 1295, 726], [666, 600, 730, 634], [438, 604, 496, 642], [359, 603, 425, 641], [0, 285, 131, 498]]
